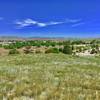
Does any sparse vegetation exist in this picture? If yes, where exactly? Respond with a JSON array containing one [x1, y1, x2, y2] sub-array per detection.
[[9, 49, 19, 55], [35, 49, 42, 54], [0, 39, 100, 56], [23, 46, 33, 54], [0, 38, 100, 100], [0, 54, 100, 99], [0, 39, 100, 99]]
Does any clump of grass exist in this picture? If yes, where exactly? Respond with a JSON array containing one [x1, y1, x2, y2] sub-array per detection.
[[9, 49, 20, 55]]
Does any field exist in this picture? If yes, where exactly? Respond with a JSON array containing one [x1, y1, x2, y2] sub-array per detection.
[[0, 54, 100, 100]]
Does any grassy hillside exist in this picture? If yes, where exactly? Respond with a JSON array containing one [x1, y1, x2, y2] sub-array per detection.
[[0, 54, 100, 99]]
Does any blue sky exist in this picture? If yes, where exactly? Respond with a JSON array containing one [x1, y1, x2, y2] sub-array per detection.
[[0, 0, 99, 38]]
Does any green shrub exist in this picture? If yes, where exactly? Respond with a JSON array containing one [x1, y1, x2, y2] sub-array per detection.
[[59, 48, 63, 52], [45, 48, 59, 53], [52, 48, 59, 53], [90, 49, 97, 54], [63, 45, 72, 54], [4, 45, 15, 49], [9, 49, 20, 55], [45, 49, 52, 53]]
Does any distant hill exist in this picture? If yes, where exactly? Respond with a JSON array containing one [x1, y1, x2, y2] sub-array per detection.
[[0, 36, 99, 41], [0, 36, 66, 41], [0, 36, 24, 41]]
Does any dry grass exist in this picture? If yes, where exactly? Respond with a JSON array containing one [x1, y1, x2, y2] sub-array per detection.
[[0, 54, 100, 100]]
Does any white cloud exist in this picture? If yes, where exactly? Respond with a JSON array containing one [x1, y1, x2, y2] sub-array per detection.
[[66, 18, 81, 23], [37, 21, 65, 27], [48, 21, 65, 25], [71, 22, 85, 27], [15, 19, 67, 28], [24, 19, 37, 24], [37, 23, 47, 27], [15, 18, 82, 28], [15, 19, 37, 28]]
